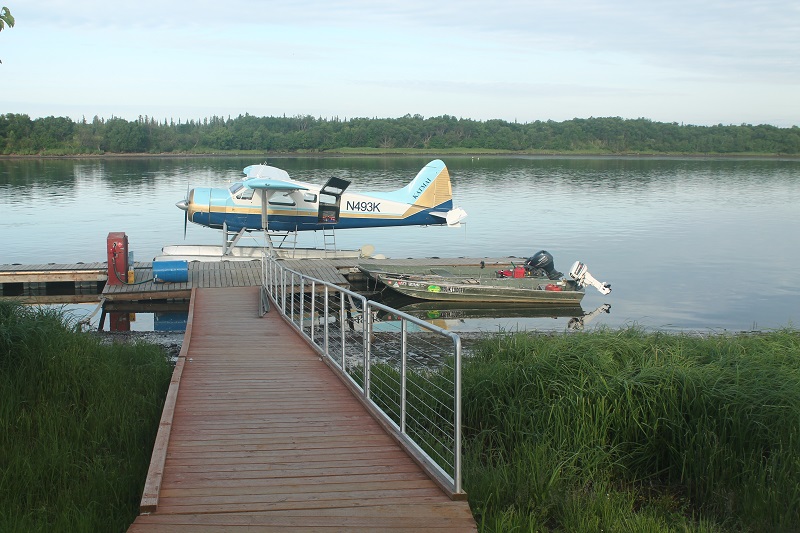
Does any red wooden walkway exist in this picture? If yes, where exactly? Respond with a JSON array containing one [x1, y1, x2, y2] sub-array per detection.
[[128, 286, 476, 532]]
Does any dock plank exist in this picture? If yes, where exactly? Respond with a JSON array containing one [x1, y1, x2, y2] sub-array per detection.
[[0, 261, 108, 284], [101, 262, 264, 301], [280, 258, 349, 287], [128, 286, 475, 532]]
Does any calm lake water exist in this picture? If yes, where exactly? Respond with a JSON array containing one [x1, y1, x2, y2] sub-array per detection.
[[1, 156, 798, 333]]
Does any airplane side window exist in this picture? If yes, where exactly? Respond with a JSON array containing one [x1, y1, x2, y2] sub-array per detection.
[[268, 193, 296, 206], [237, 188, 254, 200], [303, 193, 317, 203]]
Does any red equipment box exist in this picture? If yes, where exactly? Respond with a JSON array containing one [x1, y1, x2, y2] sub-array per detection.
[[106, 232, 128, 286]]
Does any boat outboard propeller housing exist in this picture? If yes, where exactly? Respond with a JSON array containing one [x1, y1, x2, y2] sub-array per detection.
[[525, 250, 563, 280]]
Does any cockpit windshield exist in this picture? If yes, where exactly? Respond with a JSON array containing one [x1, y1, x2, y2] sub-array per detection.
[[229, 183, 244, 195]]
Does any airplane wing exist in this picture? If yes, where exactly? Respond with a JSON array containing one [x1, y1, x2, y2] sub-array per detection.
[[244, 179, 308, 191], [243, 164, 291, 180], [243, 164, 308, 192]]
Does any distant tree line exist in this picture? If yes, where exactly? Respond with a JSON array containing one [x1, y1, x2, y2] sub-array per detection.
[[1, 113, 799, 155]]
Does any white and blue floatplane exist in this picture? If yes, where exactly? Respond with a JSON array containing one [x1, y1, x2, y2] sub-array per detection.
[[164, 160, 468, 261]]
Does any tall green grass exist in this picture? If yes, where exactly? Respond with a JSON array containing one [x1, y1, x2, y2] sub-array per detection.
[[463, 327, 800, 532], [0, 301, 173, 533], [7, 298, 795, 532]]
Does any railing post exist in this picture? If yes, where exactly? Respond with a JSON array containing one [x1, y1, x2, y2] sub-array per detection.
[[299, 277, 305, 331], [323, 285, 329, 358], [340, 290, 346, 372], [364, 301, 371, 399], [270, 258, 276, 296], [310, 281, 316, 344], [454, 335, 462, 495], [266, 255, 270, 286], [401, 318, 407, 434], [290, 272, 296, 323], [281, 269, 286, 314]]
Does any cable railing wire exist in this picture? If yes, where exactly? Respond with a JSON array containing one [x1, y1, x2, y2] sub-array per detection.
[[260, 253, 464, 496]]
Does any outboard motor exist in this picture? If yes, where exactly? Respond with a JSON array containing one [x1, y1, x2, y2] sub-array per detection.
[[569, 261, 612, 295], [524, 250, 563, 280]]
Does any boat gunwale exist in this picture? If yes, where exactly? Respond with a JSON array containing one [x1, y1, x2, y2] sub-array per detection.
[[375, 272, 585, 304]]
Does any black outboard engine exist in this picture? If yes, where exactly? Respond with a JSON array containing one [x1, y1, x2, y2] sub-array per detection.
[[524, 250, 563, 280]]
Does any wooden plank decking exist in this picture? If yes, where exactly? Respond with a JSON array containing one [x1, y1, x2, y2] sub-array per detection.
[[279, 258, 352, 287], [103, 261, 264, 301], [128, 286, 476, 532], [0, 261, 108, 283], [104, 260, 349, 302], [1, 256, 515, 301]]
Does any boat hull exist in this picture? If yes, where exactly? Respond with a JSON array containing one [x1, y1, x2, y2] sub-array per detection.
[[396, 300, 585, 319], [376, 273, 584, 304], [359, 259, 584, 304]]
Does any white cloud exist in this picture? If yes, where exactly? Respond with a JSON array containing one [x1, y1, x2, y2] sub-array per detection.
[[3, 1, 799, 126]]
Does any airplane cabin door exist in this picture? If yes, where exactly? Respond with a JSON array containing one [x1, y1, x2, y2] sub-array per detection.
[[317, 177, 350, 224], [228, 186, 255, 229]]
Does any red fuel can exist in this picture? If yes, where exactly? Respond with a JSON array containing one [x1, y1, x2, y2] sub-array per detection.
[[106, 232, 129, 285]]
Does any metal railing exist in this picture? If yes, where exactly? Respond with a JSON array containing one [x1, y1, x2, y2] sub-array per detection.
[[261, 253, 464, 496]]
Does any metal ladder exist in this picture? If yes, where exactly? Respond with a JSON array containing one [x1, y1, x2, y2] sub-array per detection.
[[322, 227, 336, 257]]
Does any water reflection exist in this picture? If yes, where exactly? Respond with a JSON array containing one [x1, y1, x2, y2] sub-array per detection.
[[2, 156, 799, 332], [98, 300, 190, 332], [376, 296, 612, 333]]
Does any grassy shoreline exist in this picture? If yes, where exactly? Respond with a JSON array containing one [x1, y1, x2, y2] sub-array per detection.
[[463, 327, 800, 532], [3, 301, 798, 531], [0, 301, 173, 533]]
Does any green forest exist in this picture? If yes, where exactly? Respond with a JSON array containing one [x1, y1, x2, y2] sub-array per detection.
[[1, 112, 799, 156]]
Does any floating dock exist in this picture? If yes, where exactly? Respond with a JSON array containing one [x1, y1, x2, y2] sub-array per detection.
[[102, 261, 266, 302], [0, 262, 107, 300], [1, 256, 522, 303]]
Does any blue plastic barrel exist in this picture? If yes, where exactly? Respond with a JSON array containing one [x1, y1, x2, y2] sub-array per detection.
[[153, 260, 189, 283]]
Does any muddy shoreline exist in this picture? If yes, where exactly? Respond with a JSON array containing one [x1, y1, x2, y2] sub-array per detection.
[[93, 330, 185, 360]]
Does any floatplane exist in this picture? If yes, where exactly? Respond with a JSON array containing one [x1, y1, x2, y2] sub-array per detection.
[[163, 160, 467, 261]]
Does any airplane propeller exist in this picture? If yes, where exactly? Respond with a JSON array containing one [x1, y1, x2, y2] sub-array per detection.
[[176, 184, 190, 239]]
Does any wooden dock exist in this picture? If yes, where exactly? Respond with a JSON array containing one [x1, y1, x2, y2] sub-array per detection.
[[0, 262, 107, 299], [0, 261, 107, 283], [1, 256, 520, 302], [1, 259, 350, 302], [128, 286, 476, 532], [102, 261, 266, 302]]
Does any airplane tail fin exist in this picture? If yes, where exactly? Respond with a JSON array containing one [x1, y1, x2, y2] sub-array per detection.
[[397, 159, 453, 208], [367, 159, 465, 225]]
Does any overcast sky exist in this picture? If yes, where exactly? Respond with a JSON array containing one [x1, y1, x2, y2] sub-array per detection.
[[2, 1, 799, 126]]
